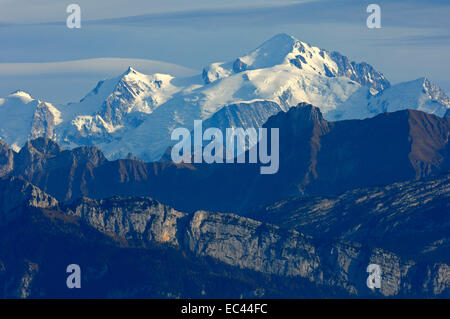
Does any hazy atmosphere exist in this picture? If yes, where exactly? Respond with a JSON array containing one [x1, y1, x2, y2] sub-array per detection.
[[0, 0, 449, 103], [0, 0, 449, 301]]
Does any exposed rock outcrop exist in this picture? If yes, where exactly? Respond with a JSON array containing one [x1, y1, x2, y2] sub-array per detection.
[[1, 177, 447, 297]]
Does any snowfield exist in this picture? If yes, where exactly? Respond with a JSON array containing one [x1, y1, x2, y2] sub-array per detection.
[[0, 34, 448, 161]]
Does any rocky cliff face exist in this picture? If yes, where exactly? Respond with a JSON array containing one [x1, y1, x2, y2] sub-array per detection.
[[0, 177, 58, 226], [30, 101, 60, 140], [184, 210, 448, 297], [0, 103, 448, 298], [202, 34, 390, 93], [0, 177, 447, 298], [0, 140, 14, 177], [202, 100, 284, 132], [329, 51, 390, 92], [208, 104, 450, 212], [67, 196, 186, 247], [249, 173, 450, 263]]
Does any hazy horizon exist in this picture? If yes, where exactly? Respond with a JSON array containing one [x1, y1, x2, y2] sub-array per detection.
[[0, 0, 449, 103]]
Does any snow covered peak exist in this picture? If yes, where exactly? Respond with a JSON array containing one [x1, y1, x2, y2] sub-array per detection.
[[120, 66, 154, 83], [421, 78, 450, 108], [123, 66, 137, 74], [8, 90, 33, 97], [202, 33, 337, 83], [57, 66, 183, 143], [238, 33, 300, 69], [118, 66, 143, 83], [327, 77, 450, 120], [201, 34, 389, 92], [6, 90, 34, 103], [383, 77, 450, 111], [262, 33, 296, 45], [235, 33, 337, 74], [119, 67, 176, 98], [0, 91, 62, 151], [1, 34, 443, 164], [404, 77, 431, 91], [70, 66, 179, 118], [107, 68, 179, 119]]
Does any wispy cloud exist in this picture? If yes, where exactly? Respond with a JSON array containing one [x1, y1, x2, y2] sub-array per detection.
[[0, 58, 195, 76], [1, 0, 449, 98], [81, 0, 450, 31], [0, 0, 308, 23], [0, 58, 196, 104], [375, 34, 450, 47]]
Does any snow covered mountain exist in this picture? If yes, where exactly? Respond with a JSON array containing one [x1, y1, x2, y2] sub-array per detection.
[[1, 33, 449, 161], [0, 91, 61, 151], [55, 67, 180, 146], [202, 33, 390, 94], [101, 34, 447, 160], [328, 77, 450, 120], [99, 34, 394, 160]]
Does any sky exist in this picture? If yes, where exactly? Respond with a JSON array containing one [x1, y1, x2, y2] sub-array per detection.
[[0, 0, 449, 103]]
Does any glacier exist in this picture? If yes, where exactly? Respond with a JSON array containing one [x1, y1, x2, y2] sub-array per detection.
[[0, 33, 448, 161]]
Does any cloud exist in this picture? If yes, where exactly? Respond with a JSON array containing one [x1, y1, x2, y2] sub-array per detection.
[[2, 0, 449, 31], [0, 57, 196, 76], [1, 0, 449, 100], [82, 0, 449, 30], [374, 34, 450, 47], [0, 58, 196, 104], [0, 0, 307, 23]]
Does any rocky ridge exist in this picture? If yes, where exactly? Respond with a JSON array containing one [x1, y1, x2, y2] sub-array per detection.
[[0, 176, 448, 297]]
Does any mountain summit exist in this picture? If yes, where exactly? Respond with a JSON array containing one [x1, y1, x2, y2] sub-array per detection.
[[203, 33, 390, 92], [0, 91, 61, 151], [329, 77, 450, 120], [57, 66, 179, 144], [1, 34, 448, 161]]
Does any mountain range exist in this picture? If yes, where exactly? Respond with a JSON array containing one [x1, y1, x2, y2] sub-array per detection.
[[0, 169, 448, 298], [1, 104, 447, 214], [0, 103, 448, 298], [0, 34, 449, 161], [0, 33, 449, 299]]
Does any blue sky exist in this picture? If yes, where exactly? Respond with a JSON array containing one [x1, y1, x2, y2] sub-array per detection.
[[0, 0, 449, 103]]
